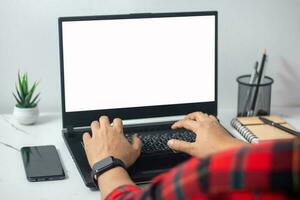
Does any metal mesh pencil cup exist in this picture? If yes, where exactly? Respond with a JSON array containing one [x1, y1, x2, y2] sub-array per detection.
[[237, 75, 274, 117]]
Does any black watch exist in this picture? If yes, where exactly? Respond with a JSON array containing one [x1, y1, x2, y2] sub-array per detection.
[[91, 156, 126, 186]]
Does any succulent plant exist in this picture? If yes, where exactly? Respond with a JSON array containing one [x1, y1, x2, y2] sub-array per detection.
[[13, 72, 40, 108]]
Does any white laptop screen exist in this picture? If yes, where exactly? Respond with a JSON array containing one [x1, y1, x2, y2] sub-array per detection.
[[62, 15, 215, 112]]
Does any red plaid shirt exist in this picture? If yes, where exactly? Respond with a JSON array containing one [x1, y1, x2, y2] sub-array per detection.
[[107, 139, 300, 200]]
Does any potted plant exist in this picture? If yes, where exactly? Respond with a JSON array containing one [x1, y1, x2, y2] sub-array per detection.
[[13, 72, 40, 125]]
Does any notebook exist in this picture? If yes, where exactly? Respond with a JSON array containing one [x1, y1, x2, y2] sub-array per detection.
[[231, 115, 296, 143]]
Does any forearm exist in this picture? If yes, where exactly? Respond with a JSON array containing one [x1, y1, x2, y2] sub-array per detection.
[[207, 129, 250, 155], [98, 167, 136, 199], [220, 136, 250, 151]]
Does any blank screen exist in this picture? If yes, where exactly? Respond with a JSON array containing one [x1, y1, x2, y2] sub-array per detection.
[[62, 15, 215, 112]]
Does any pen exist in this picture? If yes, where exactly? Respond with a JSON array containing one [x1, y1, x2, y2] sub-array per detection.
[[249, 61, 259, 84], [259, 117, 300, 137], [250, 49, 267, 115], [246, 61, 259, 116]]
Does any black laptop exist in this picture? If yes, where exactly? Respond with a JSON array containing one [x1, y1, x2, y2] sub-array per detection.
[[58, 11, 218, 189]]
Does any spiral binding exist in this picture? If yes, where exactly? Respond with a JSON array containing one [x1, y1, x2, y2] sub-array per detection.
[[231, 118, 258, 143]]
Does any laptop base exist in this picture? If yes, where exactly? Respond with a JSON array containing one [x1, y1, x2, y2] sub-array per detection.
[[63, 130, 191, 189]]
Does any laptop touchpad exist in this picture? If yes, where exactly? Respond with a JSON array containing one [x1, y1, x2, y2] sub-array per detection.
[[132, 153, 190, 171]]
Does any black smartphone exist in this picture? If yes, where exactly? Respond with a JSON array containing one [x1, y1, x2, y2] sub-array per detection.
[[21, 145, 65, 182]]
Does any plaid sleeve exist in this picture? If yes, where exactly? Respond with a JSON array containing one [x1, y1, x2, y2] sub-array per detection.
[[106, 139, 300, 200]]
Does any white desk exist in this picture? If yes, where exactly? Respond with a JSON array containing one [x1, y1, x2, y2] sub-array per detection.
[[0, 107, 299, 200]]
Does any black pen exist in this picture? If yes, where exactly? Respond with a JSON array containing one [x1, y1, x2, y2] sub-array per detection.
[[259, 117, 300, 137], [250, 49, 267, 115]]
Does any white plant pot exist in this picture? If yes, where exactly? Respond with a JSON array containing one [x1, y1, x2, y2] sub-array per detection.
[[13, 106, 39, 125]]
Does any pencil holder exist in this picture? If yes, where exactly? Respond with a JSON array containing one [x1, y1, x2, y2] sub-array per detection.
[[237, 75, 274, 117]]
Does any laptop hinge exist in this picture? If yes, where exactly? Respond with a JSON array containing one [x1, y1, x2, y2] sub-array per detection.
[[62, 126, 90, 134], [65, 126, 74, 133]]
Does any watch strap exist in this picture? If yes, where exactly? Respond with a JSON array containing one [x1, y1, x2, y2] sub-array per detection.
[[91, 156, 126, 187]]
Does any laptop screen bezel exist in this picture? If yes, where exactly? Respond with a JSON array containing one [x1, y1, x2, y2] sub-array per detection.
[[58, 11, 218, 128]]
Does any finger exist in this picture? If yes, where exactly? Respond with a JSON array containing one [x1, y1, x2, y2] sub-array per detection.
[[167, 139, 193, 154], [113, 118, 123, 133], [90, 121, 100, 137], [171, 119, 199, 133], [99, 115, 110, 128], [82, 132, 91, 146], [184, 112, 206, 121], [209, 115, 219, 122], [131, 134, 142, 153]]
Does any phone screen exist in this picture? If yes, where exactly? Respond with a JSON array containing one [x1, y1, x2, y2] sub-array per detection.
[[21, 145, 65, 181]]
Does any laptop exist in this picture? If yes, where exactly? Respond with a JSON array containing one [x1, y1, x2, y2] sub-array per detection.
[[58, 11, 218, 189]]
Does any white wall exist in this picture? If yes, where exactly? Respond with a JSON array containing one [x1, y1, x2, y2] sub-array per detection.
[[1, 0, 300, 114]]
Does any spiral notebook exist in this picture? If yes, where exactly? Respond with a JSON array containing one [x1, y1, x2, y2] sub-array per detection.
[[231, 115, 296, 143]]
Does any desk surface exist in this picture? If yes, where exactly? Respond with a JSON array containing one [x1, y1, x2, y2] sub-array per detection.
[[0, 107, 299, 200]]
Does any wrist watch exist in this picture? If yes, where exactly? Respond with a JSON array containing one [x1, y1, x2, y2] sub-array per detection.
[[91, 156, 126, 186]]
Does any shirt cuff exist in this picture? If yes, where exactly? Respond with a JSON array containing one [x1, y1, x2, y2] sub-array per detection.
[[106, 185, 141, 200]]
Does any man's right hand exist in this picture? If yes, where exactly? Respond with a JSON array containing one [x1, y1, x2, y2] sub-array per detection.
[[167, 112, 249, 158]]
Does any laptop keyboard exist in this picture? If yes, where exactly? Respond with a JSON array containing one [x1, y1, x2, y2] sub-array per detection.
[[125, 129, 196, 154], [80, 129, 196, 155]]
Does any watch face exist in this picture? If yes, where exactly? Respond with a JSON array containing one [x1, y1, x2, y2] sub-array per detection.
[[93, 156, 114, 171]]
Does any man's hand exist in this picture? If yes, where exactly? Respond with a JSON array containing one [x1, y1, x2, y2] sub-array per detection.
[[82, 116, 142, 168], [167, 112, 248, 158]]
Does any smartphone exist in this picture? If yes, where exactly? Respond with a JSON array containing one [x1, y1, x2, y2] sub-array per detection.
[[21, 145, 65, 182]]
